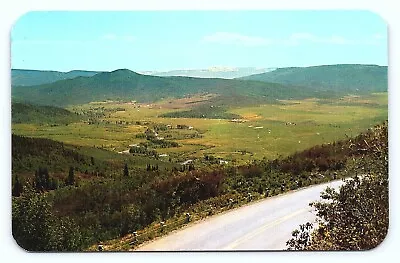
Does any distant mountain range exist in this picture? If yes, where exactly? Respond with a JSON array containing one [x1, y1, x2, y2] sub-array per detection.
[[239, 64, 388, 93], [12, 69, 306, 107], [11, 67, 274, 87], [12, 69, 100, 86], [11, 64, 387, 107], [141, 67, 276, 79]]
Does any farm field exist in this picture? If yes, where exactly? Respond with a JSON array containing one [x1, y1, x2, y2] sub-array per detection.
[[12, 92, 387, 165]]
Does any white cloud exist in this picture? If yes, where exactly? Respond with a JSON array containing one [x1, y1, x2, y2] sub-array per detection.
[[286, 33, 355, 45], [12, 34, 137, 47], [101, 34, 117, 40], [289, 33, 316, 41], [373, 33, 385, 39], [122, 36, 136, 42], [202, 32, 273, 46], [12, 34, 137, 45], [328, 35, 352, 45], [202, 32, 384, 47], [100, 34, 136, 42], [12, 39, 96, 45]]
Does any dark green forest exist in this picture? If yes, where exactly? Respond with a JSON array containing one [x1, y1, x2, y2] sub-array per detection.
[[240, 64, 388, 93], [12, 69, 100, 86], [12, 102, 81, 125]]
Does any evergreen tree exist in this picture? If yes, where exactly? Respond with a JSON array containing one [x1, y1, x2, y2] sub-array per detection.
[[34, 167, 49, 192], [123, 163, 129, 177], [12, 175, 23, 197], [66, 166, 75, 186], [43, 167, 50, 189], [48, 177, 59, 190], [34, 168, 41, 191]]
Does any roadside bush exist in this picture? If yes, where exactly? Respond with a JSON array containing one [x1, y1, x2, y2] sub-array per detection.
[[12, 186, 84, 251], [287, 122, 388, 250]]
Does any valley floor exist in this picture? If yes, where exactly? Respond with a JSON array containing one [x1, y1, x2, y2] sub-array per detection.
[[12, 93, 387, 165]]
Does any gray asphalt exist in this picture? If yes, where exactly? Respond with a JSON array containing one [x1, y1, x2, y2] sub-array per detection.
[[135, 180, 344, 251]]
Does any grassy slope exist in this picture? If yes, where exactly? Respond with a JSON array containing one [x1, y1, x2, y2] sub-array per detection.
[[12, 134, 177, 179], [240, 64, 388, 93], [12, 134, 95, 174], [12, 102, 81, 125], [163, 64, 387, 119]]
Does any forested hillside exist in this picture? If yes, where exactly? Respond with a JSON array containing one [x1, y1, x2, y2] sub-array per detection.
[[12, 69, 100, 86], [12, 134, 107, 175], [240, 64, 387, 93], [12, 68, 341, 107], [12, 102, 81, 124]]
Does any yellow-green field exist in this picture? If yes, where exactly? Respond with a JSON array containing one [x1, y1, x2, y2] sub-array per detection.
[[12, 93, 388, 164]]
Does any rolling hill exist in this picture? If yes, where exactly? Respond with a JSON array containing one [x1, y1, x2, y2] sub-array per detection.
[[12, 64, 387, 108], [239, 64, 387, 93], [12, 102, 81, 125], [12, 69, 101, 86], [12, 69, 335, 107], [12, 134, 96, 174]]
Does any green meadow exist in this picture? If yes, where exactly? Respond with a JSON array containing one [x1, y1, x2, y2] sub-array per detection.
[[12, 92, 387, 165]]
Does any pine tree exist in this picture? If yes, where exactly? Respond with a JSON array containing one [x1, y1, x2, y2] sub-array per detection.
[[66, 166, 75, 186], [12, 175, 23, 197], [34, 168, 41, 191], [34, 167, 49, 192], [43, 167, 50, 190], [123, 163, 129, 177]]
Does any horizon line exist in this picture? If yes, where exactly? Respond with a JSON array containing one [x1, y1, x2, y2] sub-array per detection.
[[11, 63, 388, 74]]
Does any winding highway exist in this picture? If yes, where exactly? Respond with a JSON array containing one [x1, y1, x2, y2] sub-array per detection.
[[135, 180, 344, 251]]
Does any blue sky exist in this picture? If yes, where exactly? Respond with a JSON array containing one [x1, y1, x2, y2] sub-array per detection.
[[11, 11, 387, 72]]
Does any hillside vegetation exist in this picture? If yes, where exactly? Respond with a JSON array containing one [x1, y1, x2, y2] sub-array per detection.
[[287, 122, 388, 250], [12, 133, 176, 178], [12, 68, 342, 107], [12, 121, 387, 251], [12, 69, 100, 86], [12, 102, 81, 125], [240, 64, 387, 93], [12, 134, 109, 175]]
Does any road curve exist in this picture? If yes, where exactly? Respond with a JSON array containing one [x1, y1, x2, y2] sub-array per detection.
[[135, 180, 344, 251]]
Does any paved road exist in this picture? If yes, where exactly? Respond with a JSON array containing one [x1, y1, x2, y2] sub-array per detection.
[[136, 180, 344, 251]]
